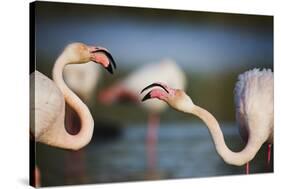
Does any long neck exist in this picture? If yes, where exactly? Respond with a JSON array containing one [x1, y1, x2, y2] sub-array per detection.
[[52, 53, 94, 150], [190, 105, 264, 166]]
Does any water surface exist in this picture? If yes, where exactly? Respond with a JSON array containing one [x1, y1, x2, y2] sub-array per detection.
[[37, 122, 273, 186]]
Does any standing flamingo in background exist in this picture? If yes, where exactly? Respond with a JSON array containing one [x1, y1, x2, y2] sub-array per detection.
[[141, 68, 273, 174], [99, 59, 187, 173], [30, 42, 116, 150]]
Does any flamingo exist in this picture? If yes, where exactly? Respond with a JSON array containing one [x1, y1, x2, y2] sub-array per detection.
[[141, 68, 273, 174], [30, 42, 117, 150], [99, 59, 187, 171]]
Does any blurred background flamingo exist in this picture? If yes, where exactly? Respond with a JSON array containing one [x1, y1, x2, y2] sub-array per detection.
[[99, 59, 187, 174]]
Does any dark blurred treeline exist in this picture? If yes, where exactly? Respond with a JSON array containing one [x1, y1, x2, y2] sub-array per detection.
[[35, 1, 273, 30]]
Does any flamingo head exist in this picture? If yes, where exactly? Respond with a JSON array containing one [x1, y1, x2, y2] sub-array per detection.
[[63, 42, 116, 74], [141, 82, 195, 113]]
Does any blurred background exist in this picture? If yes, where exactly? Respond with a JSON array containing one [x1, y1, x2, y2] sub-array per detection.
[[33, 1, 273, 187]]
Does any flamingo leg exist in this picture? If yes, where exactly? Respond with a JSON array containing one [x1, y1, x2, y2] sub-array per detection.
[[267, 144, 272, 171], [146, 113, 159, 171], [245, 162, 250, 174], [34, 165, 41, 187]]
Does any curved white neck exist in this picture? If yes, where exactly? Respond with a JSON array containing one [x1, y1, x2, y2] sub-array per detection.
[[190, 105, 264, 166], [52, 53, 94, 150]]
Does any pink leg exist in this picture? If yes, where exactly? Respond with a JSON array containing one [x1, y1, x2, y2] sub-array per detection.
[[267, 144, 272, 171], [245, 162, 250, 174], [34, 165, 41, 187], [146, 113, 159, 171]]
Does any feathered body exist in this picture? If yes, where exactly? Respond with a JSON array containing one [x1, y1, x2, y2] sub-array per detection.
[[234, 68, 273, 144], [31, 71, 65, 142]]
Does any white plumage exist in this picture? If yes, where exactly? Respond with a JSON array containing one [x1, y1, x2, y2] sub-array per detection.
[[234, 68, 273, 143], [31, 71, 65, 140]]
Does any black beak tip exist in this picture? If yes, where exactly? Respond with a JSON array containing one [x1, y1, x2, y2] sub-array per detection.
[[104, 51, 116, 69], [93, 49, 116, 74], [140, 87, 147, 94], [111, 58, 117, 69], [106, 64, 114, 74], [141, 92, 152, 102]]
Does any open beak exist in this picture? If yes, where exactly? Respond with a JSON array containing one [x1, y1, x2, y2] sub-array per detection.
[[140, 83, 169, 101], [90, 49, 117, 74]]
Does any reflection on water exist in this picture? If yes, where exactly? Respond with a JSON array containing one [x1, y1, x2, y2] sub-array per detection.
[[37, 122, 273, 187]]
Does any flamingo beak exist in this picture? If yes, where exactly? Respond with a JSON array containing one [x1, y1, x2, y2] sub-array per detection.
[[141, 91, 153, 102], [140, 83, 169, 101], [90, 48, 117, 74], [141, 83, 169, 94]]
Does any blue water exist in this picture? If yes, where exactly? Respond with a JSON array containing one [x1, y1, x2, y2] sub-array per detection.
[[37, 122, 272, 186]]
